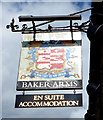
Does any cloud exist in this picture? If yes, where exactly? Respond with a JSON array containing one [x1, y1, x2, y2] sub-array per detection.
[[2, 1, 90, 118]]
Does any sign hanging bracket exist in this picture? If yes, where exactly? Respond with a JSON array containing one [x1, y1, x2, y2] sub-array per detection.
[[32, 21, 36, 32], [22, 91, 25, 96], [6, 7, 93, 33], [70, 20, 74, 41], [73, 89, 76, 95], [48, 24, 52, 32]]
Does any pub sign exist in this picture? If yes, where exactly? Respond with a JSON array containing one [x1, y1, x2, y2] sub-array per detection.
[[15, 94, 82, 108], [17, 31, 82, 90]]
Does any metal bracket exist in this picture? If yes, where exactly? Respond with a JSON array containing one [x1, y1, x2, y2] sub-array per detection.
[[73, 89, 76, 95], [6, 18, 90, 34], [6, 18, 19, 32], [70, 20, 74, 41], [22, 91, 25, 96], [48, 24, 52, 32], [6, 7, 93, 33]]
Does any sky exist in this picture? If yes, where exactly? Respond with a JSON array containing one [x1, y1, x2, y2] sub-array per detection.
[[1, 0, 91, 119]]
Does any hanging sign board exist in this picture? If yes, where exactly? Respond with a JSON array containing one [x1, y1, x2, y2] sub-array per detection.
[[15, 94, 82, 108], [36, 31, 81, 41], [22, 31, 81, 41], [17, 31, 82, 90]]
